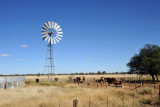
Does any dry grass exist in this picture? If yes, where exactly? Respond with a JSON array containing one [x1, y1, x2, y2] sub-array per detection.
[[0, 75, 159, 107], [0, 81, 158, 107], [25, 74, 159, 83]]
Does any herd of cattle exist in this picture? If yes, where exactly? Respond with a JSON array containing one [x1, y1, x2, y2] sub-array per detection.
[[73, 76, 125, 86]]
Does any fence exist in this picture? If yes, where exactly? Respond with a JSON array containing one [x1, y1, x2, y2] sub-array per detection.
[[71, 77, 160, 93], [0, 76, 25, 89]]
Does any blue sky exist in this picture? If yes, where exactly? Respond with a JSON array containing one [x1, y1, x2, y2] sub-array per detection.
[[0, 0, 160, 74]]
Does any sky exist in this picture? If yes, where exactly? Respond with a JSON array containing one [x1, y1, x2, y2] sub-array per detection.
[[0, 0, 160, 75]]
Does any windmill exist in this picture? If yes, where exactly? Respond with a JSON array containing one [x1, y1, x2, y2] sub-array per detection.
[[41, 21, 63, 81]]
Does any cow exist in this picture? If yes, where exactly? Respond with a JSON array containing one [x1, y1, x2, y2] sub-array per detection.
[[73, 77, 82, 84], [103, 78, 117, 84], [83, 76, 85, 82], [95, 77, 105, 83]]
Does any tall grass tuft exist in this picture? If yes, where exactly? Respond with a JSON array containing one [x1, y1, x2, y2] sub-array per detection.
[[140, 88, 153, 95]]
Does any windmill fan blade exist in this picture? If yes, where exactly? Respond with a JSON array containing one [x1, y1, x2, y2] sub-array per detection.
[[53, 38, 56, 44], [56, 36, 61, 40], [41, 31, 48, 34], [51, 37, 53, 44], [43, 34, 48, 38], [48, 21, 52, 29], [43, 24, 49, 29], [54, 23, 58, 29], [56, 28, 62, 32], [43, 36, 48, 40], [41, 27, 48, 31], [57, 32, 63, 34], [44, 22, 49, 29], [43, 25, 49, 30], [51, 22, 54, 29], [57, 34, 63, 37], [44, 36, 49, 41], [55, 25, 60, 30], [55, 37, 59, 43], [48, 37, 51, 43]]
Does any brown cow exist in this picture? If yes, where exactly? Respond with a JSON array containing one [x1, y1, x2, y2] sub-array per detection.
[[103, 78, 116, 84], [73, 77, 85, 84], [83, 76, 85, 82], [95, 77, 105, 82]]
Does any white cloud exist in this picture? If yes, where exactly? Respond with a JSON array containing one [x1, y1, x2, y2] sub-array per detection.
[[41, 61, 45, 63], [19, 59, 23, 62], [86, 57, 92, 60], [0, 54, 10, 56], [20, 44, 29, 48]]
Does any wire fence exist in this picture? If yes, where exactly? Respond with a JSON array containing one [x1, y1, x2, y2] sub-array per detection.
[[69, 77, 160, 94], [0, 76, 25, 89]]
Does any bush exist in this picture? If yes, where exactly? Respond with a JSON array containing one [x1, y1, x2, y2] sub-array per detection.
[[130, 92, 137, 97], [140, 88, 153, 95], [139, 97, 152, 104]]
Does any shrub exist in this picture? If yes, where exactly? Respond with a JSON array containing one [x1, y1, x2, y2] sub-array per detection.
[[140, 88, 153, 95], [130, 92, 137, 97], [139, 97, 152, 104]]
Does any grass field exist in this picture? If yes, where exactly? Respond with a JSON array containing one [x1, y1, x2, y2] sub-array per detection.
[[0, 75, 159, 107]]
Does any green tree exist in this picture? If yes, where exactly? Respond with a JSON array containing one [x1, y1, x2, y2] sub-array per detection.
[[127, 44, 160, 82], [102, 71, 106, 74], [79, 72, 84, 75], [97, 71, 101, 74]]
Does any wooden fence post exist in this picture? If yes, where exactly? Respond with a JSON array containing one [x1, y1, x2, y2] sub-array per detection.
[[129, 80, 130, 89], [73, 99, 78, 107], [135, 81, 137, 92], [97, 81, 98, 88], [159, 85, 160, 102], [107, 96, 108, 107], [154, 82, 156, 90], [116, 81, 117, 88], [141, 82, 143, 91], [105, 81, 107, 88], [89, 98, 90, 107], [101, 81, 102, 87]]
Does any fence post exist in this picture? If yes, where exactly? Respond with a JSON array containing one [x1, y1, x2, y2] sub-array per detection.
[[129, 80, 130, 89], [116, 81, 117, 88], [141, 82, 143, 91], [159, 85, 160, 102], [73, 99, 78, 107], [4, 76, 7, 89], [154, 82, 156, 90], [101, 81, 102, 87], [89, 98, 90, 107], [12, 82, 13, 88], [105, 81, 107, 88], [107, 96, 108, 107], [97, 81, 98, 88], [135, 81, 137, 92]]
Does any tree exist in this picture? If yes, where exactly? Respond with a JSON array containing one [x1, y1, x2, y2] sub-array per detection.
[[127, 44, 160, 82], [102, 71, 106, 74], [97, 71, 101, 75]]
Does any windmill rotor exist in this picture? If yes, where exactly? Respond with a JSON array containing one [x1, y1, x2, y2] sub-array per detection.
[[41, 21, 63, 44]]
